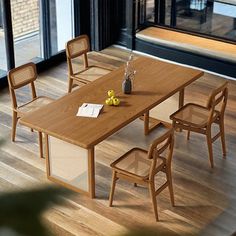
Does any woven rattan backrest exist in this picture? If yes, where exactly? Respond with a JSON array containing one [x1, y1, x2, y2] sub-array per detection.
[[66, 35, 90, 59], [8, 63, 37, 109], [206, 82, 228, 122], [8, 63, 37, 89], [147, 129, 174, 177]]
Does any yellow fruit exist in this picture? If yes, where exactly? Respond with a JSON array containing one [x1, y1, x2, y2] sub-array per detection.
[[112, 97, 120, 106], [105, 98, 113, 105], [108, 90, 115, 97]]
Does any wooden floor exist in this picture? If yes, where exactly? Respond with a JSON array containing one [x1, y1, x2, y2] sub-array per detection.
[[0, 46, 236, 236]]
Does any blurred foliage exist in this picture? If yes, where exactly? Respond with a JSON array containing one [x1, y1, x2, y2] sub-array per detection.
[[0, 139, 72, 236], [0, 186, 70, 236], [0, 139, 5, 147], [124, 229, 235, 236], [122, 227, 183, 236]]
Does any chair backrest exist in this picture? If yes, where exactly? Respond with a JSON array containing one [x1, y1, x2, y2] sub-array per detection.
[[8, 62, 37, 89], [66, 35, 90, 75], [8, 62, 37, 109], [206, 82, 228, 122], [147, 128, 174, 178], [66, 35, 90, 59]]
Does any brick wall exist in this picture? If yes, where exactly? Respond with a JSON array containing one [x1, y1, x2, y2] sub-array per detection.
[[11, 0, 39, 39]]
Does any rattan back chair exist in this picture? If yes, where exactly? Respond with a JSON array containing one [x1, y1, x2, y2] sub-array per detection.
[[8, 62, 54, 158], [109, 128, 175, 221], [170, 82, 228, 168], [66, 34, 112, 92]]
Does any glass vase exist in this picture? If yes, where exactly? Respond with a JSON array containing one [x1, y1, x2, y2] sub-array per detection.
[[122, 78, 132, 94]]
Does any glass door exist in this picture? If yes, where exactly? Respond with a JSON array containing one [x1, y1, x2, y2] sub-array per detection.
[[50, 0, 74, 55], [0, 0, 7, 77], [10, 0, 43, 67], [0, 0, 78, 84], [144, 0, 236, 43]]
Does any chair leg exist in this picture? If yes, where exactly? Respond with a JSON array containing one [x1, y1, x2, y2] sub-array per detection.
[[206, 129, 214, 168], [68, 78, 73, 93], [12, 111, 18, 142], [149, 181, 159, 221], [166, 169, 175, 206], [38, 132, 44, 159], [187, 130, 190, 140], [219, 118, 226, 157], [109, 171, 117, 207]]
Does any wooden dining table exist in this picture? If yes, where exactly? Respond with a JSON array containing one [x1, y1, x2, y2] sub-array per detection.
[[20, 56, 203, 198]]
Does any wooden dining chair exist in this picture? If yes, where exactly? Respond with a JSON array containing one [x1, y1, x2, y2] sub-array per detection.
[[170, 82, 228, 168], [7, 62, 54, 158], [66, 34, 112, 93], [109, 128, 175, 221]]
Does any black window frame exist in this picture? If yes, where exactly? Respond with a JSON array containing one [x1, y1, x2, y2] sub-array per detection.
[[0, 0, 85, 88]]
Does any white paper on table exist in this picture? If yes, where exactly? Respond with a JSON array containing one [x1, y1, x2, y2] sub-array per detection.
[[76, 103, 103, 118]]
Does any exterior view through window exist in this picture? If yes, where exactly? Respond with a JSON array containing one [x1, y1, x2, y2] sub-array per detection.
[[0, 0, 74, 79], [144, 0, 236, 43]]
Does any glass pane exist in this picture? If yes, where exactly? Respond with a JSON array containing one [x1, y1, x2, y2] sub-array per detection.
[[0, 0, 7, 77], [145, 0, 171, 25], [11, 0, 43, 67], [145, 0, 236, 42], [50, 0, 74, 55], [146, 0, 155, 22], [211, 1, 236, 40], [173, 0, 236, 41]]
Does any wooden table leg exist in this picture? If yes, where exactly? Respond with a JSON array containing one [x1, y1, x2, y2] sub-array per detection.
[[144, 111, 150, 136], [140, 89, 185, 135], [38, 131, 43, 158], [178, 88, 185, 132], [179, 88, 185, 109], [140, 111, 171, 135], [88, 147, 95, 198], [45, 135, 95, 198]]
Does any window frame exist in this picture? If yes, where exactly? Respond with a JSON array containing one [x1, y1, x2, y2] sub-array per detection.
[[0, 0, 83, 87]]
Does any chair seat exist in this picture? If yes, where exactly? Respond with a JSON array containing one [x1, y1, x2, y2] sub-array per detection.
[[111, 148, 165, 179], [170, 103, 218, 128], [18, 96, 54, 115], [73, 66, 111, 83]]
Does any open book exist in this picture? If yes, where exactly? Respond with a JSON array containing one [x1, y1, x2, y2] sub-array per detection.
[[76, 103, 103, 118]]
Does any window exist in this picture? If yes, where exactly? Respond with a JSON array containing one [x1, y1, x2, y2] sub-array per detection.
[[0, 0, 78, 82], [50, 0, 74, 55], [144, 0, 236, 43], [0, 0, 7, 76], [11, 0, 43, 66]]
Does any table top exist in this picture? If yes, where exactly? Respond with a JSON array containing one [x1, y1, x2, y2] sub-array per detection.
[[20, 57, 203, 148]]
